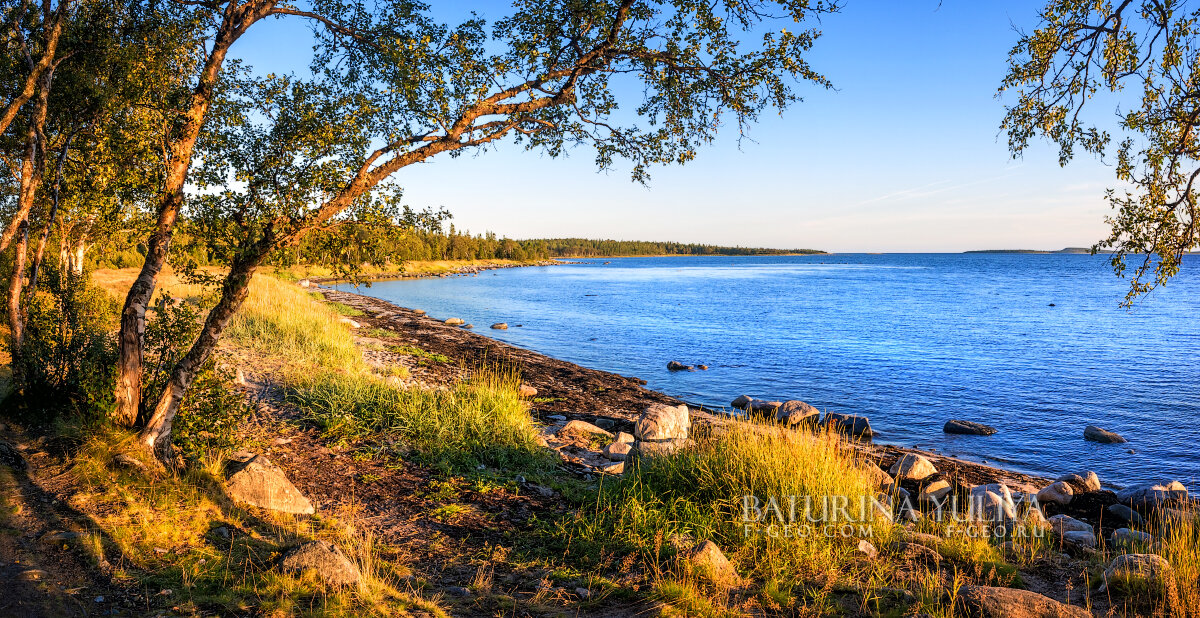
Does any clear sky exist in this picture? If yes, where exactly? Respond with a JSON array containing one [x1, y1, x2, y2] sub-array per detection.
[[234, 1, 1121, 253]]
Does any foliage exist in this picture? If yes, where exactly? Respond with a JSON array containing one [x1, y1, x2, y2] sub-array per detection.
[[171, 360, 251, 464], [1001, 0, 1200, 303]]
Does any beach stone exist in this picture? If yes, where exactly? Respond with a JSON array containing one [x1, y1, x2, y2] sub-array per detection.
[[600, 461, 625, 475], [919, 478, 953, 503], [730, 395, 755, 410], [634, 403, 689, 442], [1115, 481, 1188, 508], [412, 309, 425, 315], [614, 431, 635, 444], [683, 541, 740, 588], [889, 454, 937, 481], [225, 452, 314, 515], [956, 585, 1091, 618], [969, 484, 1017, 523], [1035, 481, 1074, 506], [1056, 471, 1101, 493], [1110, 528, 1153, 550], [444, 317, 464, 325], [1107, 504, 1144, 525], [1084, 425, 1127, 444], [776, 400, 820, 427], [1062, 530, 1097, 548], [278, 541, 361, 587], [863, 461, 893, 488], [559, 420, 613, 442], [490, 322, 508, 330], [943, 419, 998, 436], [666, 360, 694, 372], [634, 439, 688, 458], [602, 441, 632, 461], [518, 384, 538, 397], [1103, 554, 1173, 591], [822, 412, 873, 438], [855, 539, 878, 559], [1048, 514, 1092, 535]]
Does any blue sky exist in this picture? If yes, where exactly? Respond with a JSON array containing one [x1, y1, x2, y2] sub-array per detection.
[[235, 1, 1121, 252]]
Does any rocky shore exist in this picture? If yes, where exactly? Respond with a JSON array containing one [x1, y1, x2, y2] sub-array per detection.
[[301, 259, 560, 285]]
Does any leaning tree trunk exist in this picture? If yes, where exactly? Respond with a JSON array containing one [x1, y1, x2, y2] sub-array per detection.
[[139, 251, 264, 462], [7, 219, 29, 390]]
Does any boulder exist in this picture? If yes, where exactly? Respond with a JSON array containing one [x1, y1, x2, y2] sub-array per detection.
[[968, 484, 1017, 523], [666, 361, 694, 372], [776, 400, 820, 427], [943, 419, 998, 436], [634, 404, 689, 442], [889, 454, 937, 481], [1035, 481, 1074, 507], [225, 452, 314, 515], [730, 395, 755, 410], [634, 439, 689, 458], [1110, 528, 1153, 550], [614, 431, 635, 444], [559, 420, 613, 442], [602, 441, 632, 461], [683, 540, 740, 588], [600, 461, 625, 475], [1061, 530, 1097, 548], [956, 585, 1091, 618], [887, 540, 942, 566], [1103, 554, 1173, 591], [1084, 425, 1127, 444], [518, 384, 538, 398], [822, 412, 873, 438], [278, 541, 361, 587], [1055, 471, 1101, 493], [593, 418, 616, 430], [1107, 504, 1144, 525], [863, 461, 893, 489], [490, 322, 508, 330], [1047, 514, 1092, 535], [919, 478, 953, 503], [1115, 481, 1188, 508], [444, 317, 464, 325]]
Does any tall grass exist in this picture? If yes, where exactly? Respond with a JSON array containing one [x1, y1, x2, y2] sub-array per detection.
[[285, 367, 554, 473], [226, 276, 363, 372], [1156, 504, 1200, 616]]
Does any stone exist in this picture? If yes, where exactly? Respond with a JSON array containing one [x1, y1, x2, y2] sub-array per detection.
[[225, 452, 314, 515], [856, 539, 878, 559], [863, 461, 892, 488], [575, 587, 591, 599], [1035, 481, 1074, 507], [969, 484, 1017, 523], [0, 440, 27, 470], [1110, 528, 1153, 550], [298, 279, 311, 288], [887, 540, 941, 565], [1102, 554, 1173, 591], [444, 317, 464, 325], [1107, 504, 1144, 525], [518, 384, 538, 397], [749, 399, 783, 416], [445, 586, 472, 597], [943, 419, 998, 436], [1061, 530, 1097, 548], [956, 585, 1091, 618], [889, 454, 937, 481], [600, 461, 625, 475], [1115, 481, 1188, 508], [614, 431, 635, 444], [775, 400, 820, 426], [593, 418, 616, 430], [1084, 425, 1127, 444], [278, 541, 361, 587], [919, 478, 953, 503], [683, 540, 740, 588], [696, 365, 708, 370], [634, 439, 688, 458], [730, 395, 755, 410], [559, 420, 613, 442], [666, 360, 694, 371], [822, 412, 873, 438], [41, 530, 81, 544], [460, 324, 473, 329], [412, 309, 426, 315], [18, 569, 48, 581], [1047, 514, 1092, 535], [634, 403, 689, 442], [602, 441, 632, 461], [490, 322, 508, 330], [1055, 471, 1101, 493]]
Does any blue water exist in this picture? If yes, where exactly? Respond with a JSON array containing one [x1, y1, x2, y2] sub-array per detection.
[[333, 254, 1200, 487]]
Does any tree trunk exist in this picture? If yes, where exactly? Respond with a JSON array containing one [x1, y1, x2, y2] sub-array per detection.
[[112, 8, 258, 427], [0, 2, 64, 141], [139, 251, 262, 462], [7, 219, 29, 390]]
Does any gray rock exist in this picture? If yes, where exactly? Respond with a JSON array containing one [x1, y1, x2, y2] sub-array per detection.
[[600, 461, 625, 475], [1035, 481, 1074, 507], [775, 400, 820, 427], [602, 441, 632, 461], [683, 540, 740, 588], [593, 418, 616, 430], [863, 461, 893, 488], [749, 399, 782, 415], [1061, 529, 1097, 548], [225, 452, 314, 515], [1102, 554, 1173, 591], [1115, 480, 1188, 508], [919, 478, 953, 503], [822, 412, 873, 438], [490, 322, 508, 330], [559, 420, 613, 441], [634, 404, 689, 442], [957, 585, 1091, 618], [446, 586, 472, 597], [1048, 514, 1092, 535], [1084, 425, 1127, 444], [279, 541, 361, 586], [968, 484, 1017, 523], [1110, 528, 1153, 550], [634, 439, 689, 458], [856, 539, 878, 559], [730, 395, 755, 410], [889, 454, 937, 481], [943, 419, 998, 436], [1056, 471, 1101, 493], [614, 431, 635, 444], [1107, 504, 1144, 525]]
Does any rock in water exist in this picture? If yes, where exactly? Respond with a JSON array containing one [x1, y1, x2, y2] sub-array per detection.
[[278, 541, 361, 587], [224, 452, 314, 515], [444, 317, 464, 325], [490, 322, 508, 330], [956, 585, 1091, 618], [1084, 425, 1127, 443], [1035, 481, 1075, 506], [822, 412, 873, 438], [1056, 471, 1101, 493], [776, 400, 820, 426], [666, 360, 694, 372], [943, 419, 998, 435], [730, 395, 754, 410], [634, 404, 689, 442], [889, 454, 937, 481]]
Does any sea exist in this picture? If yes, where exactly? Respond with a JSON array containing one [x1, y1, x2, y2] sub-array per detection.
[[332, 254, 1200, 488]]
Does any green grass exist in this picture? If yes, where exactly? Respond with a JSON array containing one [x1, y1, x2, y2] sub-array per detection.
[[284, 367, 554, 474], [388, 345, 449, 363], [327, 302, 364, 317]]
